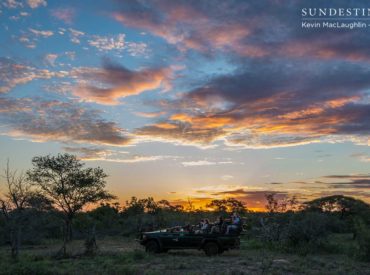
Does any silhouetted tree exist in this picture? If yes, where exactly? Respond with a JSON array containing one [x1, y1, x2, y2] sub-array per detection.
[[207, 198, 247, 214], [207, 199, 227, 213], [0, 160, 32, 260], [305, 195, 370, 239], [186, 197, 195, 212], [27, 154, 115, 257], [157, 200, 172, 210], [305, 195, 370, 218], [157, 200, 183, 212], [265, 193, 299, 213]]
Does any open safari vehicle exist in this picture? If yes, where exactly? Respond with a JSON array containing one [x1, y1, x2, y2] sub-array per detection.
[[138, 223, 243, 256]]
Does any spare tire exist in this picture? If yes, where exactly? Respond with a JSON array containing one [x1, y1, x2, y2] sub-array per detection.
[[204, 242, 219, 256]]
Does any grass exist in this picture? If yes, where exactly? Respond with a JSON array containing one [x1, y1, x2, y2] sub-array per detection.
[[1, 235, 369, 275]]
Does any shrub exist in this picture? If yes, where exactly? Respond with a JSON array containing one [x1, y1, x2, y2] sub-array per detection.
[[281, 212, 330, 248], [258, 213, 292, 243], [257, 212, 331, 252], [354, 218, 370, 261]]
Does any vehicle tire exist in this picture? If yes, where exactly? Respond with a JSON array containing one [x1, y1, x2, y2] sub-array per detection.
[[145, 240, 160, 253], [161, 248, 169, 253], [218, 249, 224, 255], [204, 242, 219, 256]]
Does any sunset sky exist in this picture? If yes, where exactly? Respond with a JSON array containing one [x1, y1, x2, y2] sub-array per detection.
[[0, 0, 369, 211]]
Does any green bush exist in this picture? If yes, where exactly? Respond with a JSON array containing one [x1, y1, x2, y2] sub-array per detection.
[[282, 212, 330, 247], [258, 212, 292, 243], [258, 212, 332, 253], [354, 218, 370, 261]]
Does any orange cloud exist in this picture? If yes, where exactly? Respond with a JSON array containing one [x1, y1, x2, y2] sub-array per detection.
[[72, 63, 172, 105], [136, 92, 365, 148], [170, 113, 234, 129]]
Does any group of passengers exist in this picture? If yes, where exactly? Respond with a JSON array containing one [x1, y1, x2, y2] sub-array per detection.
[[195, 212, 241, 235]]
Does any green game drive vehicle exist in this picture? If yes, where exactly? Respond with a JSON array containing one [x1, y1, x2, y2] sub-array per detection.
[[138, 227, 241, 256]]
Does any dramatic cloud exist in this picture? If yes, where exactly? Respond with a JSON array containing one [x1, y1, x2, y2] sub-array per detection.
[[136, 59, 370, 148], [5, 1, 370, 149], [112, 0, 370, 60], [112, 0, 253, 55], [0, 97, 131, 146], [3, 0, 370, 208], [72, 61, 172, 104]]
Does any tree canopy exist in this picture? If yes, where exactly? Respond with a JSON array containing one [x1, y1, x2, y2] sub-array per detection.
[[304, 195, 370, 219], [27, 154, 115, 218], [207, 198, 247, 213], [26, 153, 115, 255]]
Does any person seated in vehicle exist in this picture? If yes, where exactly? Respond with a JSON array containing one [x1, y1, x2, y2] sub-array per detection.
[[194, 219, 204, 234], [183, 223, 193, 233], [210, 216, 224, 234], [226, 212, 241, 234], [170, 226, 182, 233], [201, 219, 210, 233]]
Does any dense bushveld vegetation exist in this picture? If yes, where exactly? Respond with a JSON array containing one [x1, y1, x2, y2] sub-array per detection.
[[1, 154, 370, 273]]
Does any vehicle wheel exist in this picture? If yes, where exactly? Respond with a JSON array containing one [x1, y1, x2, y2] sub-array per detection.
[[218, 249, 224, 255], [204, 242, 219, 256], [145, 240, 160, 253]]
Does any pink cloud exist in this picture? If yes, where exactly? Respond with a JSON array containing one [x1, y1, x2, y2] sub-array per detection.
[[51, 8, 75, 24], [112, 2, 252, 55], [72, 62, 173, 105]]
